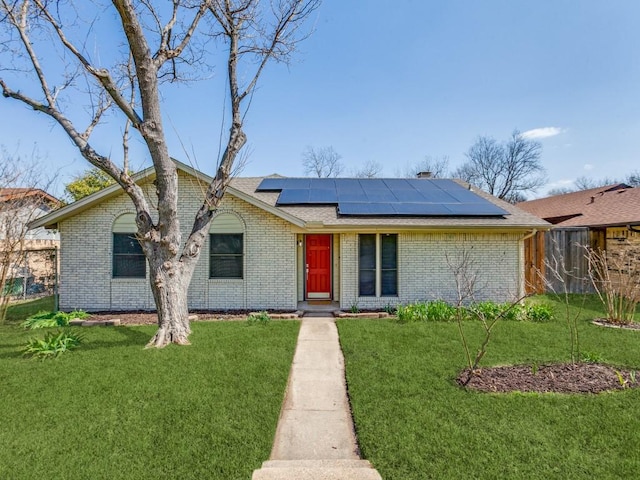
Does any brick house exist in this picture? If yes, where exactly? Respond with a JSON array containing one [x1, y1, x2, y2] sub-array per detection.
[[0, 188, 59, 296], [518, 184, 640, 293], [30, 161, 548, 312]]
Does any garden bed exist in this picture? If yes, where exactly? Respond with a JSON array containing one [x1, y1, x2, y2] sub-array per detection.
[[458, 363, 639, 394]]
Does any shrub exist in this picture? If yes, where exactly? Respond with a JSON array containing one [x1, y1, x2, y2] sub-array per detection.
[[23, 329, 84, 359], [383, 302, 396, 315], [21, 310, 89, 330], [467, 301, 505, 321], [522, 303, 554, 322], [396, 302, 427, 323], [247, 311, 271, 326], [581, 351, 605, 363], [425, 300, 457, 322], [396, 300, 457, 323], [588, 248, 639, 325]]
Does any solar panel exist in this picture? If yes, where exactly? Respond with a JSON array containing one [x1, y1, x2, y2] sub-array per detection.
[[256, 177, 509, 217], [338, 202, 396, 215], [392, 203, 451, 215], [309, 189, 338, 203], [277, 189, 310, 204], [365, 189, 398, 202], [256, 178, 286, 191]]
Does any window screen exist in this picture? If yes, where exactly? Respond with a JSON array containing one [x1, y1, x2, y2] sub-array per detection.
[[113, 233, 145, 278], [210, 233, 243, 278], [381, 234, 398, 296], [359, 234, 376, 296]]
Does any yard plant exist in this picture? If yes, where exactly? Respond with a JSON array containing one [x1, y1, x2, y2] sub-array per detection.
[[338, 294, 640, 479]]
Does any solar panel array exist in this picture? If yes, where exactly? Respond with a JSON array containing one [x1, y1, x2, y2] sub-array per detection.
[[256, 178, 509, 217]]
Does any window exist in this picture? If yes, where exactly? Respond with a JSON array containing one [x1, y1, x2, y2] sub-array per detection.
[[113, 233, 146, 278], [359, 233, 397, 297], [381, 234, 398, 296], [359, 234, 376, 296], [209, 212, 244, 279], [209, 233, 243, 278], [112, 213, 145, 278]]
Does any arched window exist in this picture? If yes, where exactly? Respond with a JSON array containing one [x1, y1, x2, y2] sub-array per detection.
[[112, 213, 145, 278], [209, 213, 244, 279]]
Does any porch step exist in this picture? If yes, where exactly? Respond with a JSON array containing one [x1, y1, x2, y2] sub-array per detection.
[[252, 459, 382, 480]]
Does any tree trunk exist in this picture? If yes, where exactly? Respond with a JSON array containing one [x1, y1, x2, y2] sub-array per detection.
[[146, 259, 191, 348]]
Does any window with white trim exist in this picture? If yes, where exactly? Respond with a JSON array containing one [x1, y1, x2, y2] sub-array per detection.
[[112, 213, 145, 278], [358, 233, 397, 297], [209, 213, 244, 279]]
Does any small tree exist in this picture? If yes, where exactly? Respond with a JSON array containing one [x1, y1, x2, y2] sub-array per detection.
[[445, 247, 523, 385], [302, 146, 344, 177], [587, 247, 640, 325], [454, 130, 546, 203], [536, 237, 589, 363], [0, 149, 55, 322]]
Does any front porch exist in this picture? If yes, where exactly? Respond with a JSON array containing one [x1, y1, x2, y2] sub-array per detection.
[[297, 300, 340, 315]]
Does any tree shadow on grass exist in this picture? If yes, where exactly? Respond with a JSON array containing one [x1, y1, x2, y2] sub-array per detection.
[[0, 326, 154, 359], [79, 326, 154, 351]]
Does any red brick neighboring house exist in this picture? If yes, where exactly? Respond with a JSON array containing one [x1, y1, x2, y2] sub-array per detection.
[[517, 184, 640, 293]]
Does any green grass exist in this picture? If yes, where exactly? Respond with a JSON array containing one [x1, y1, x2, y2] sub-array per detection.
[[338, 295, 640, 480], [3, 295, 56, 323], [0, 318, 299, 479]]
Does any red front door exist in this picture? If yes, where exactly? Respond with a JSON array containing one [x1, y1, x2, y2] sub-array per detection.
[[306, 234, 332, 299]]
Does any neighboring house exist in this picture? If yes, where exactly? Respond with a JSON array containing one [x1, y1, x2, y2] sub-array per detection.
[[518, 184, 640, 293], [30, 161, 548, 312], [0, 188, 60, 296]]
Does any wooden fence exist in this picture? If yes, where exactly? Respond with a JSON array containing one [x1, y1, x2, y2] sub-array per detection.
[[525, 228, 593, 294]]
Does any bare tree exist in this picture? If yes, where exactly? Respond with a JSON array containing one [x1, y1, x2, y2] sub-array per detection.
[[453, 130, 546, 203], [351, 159, 382, 178], [445, 247, 524, 385], [0, 0, 320, 347], [0, 148, 56, 322], [395, 155, 450, 178], [573, 171, 639, 191], [302, 146, 344, 177], [546, 186, 575, 196]]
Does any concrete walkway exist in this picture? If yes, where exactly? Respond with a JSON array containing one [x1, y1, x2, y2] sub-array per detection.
[[252, 316, 382, 480]]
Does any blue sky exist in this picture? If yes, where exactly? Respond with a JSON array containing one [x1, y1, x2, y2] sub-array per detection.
[[1, 0, 639, 198]]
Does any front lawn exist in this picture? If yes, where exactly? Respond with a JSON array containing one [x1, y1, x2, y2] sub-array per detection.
[[0, 318, 299, 479], [338, 295, 640, 479], [3, 295, 55, 323]]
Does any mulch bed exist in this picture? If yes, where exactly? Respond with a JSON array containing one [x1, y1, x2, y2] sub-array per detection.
[[459, 319, 640, 394], [458, 363, 639, 394], [88, 311, 250, 325], [592, 319, 640, 330], [86, 310, 305, 325]]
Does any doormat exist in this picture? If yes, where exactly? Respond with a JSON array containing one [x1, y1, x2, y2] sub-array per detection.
[[307, 300, 332, 305]]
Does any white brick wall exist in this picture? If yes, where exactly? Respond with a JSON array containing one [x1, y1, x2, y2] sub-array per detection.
[[59, 171, 296, 311], [340, 232, 523, 310], [58, 169, 524, 312]]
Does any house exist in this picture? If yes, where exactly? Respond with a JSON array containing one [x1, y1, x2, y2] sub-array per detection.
[[0, 188, 60, 296], [30, 161, 549, 312], [518, 184, 640, 293]]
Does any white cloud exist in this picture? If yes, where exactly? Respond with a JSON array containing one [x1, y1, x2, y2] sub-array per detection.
[[583, 164, 594, 171], [521, 127, 565, 139], [547, 179, 574, 189]]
